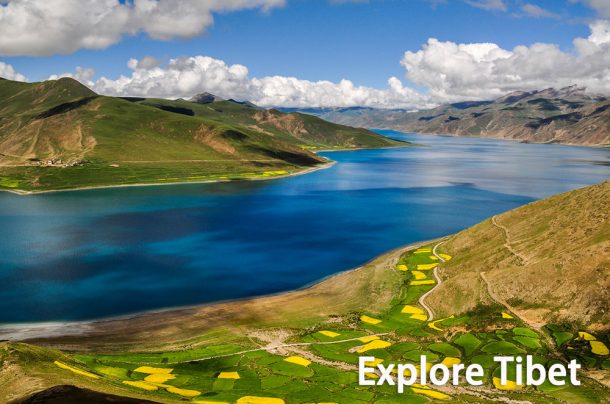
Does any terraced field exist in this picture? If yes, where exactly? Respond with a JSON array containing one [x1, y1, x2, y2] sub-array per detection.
[[19, 244, 608, 403]]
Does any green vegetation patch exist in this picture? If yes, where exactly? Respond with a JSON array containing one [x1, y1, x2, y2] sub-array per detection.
[[513, 327, 539, 338], [481, 341, 526, 355], [454, 333, 482, 356], [513, 336, 542, 350], [428, 342, 461, 357]]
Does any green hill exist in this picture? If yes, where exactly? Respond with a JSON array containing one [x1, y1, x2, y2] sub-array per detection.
[[2, 183, 610, 402], [0, 77, 407, 192]]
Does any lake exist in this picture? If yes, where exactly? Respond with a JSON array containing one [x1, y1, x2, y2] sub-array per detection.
[[1, 131, 609, 323]]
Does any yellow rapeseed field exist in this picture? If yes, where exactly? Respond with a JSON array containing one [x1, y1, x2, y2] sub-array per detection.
[[396, 264, 408, 271], [441, 357, 461, 367], [319, 330, 340, 338], [357, 340, 392, 353], [54, 361, 99, 379], [428, 315, 455, 331], [401, 305, 424, 314], [411, 270, 427, 280], [579, 331, 597, 341], [237, 396, 285, 404], [416, 263, 437, 270], [122, 380, 158, 391], [218, 371, 241, 379], [493, 377, 522, 390], [144, 373, 176, 383], [284, 356, 311, 367], [360, 315, 382, 325], [359, 335, 380, 343], [167, 386, 201, 397], [501, 312, 514, 319], [134, 366, 173, 374], [590, 341, 609, 356], [410, 279, 435, 286], [401, 305, 427, 321], [411, 386, 450, 400]]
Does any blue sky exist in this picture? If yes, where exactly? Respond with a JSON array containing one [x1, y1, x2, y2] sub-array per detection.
[[5, 0, 596, 86], [0, 0, 608, 108]]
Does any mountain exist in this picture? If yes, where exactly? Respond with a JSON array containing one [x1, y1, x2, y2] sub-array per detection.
[[0, 77, 407, 192], [428, 180, 610, 329], [300, 86, 610, 146], [189, 92, 224, 104]]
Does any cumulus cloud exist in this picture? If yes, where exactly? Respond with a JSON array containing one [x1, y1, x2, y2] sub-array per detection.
[[0, 61, 26, 81], [90, 56, 433, 109], [48, 67, 96, 86], [70, 20, 610, 108], [0, 0, 285, 56], [402, 20, 610, 102]]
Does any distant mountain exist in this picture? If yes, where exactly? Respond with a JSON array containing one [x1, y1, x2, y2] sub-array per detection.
[[189, 92, 224, 104], [294, 86, 610, 146], [0, 77, 408, 192]]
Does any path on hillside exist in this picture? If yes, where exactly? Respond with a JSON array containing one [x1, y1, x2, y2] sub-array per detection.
[[418, 241, 446, 321], [491, 216, 527, 265], [479, 271, 556, 352], [119, 332, 391, 366]]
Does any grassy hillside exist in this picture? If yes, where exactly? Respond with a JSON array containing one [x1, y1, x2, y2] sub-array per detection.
[[3, 197, 610, 403], [428, 181, 610, 329], [0, 78, 407, 192]]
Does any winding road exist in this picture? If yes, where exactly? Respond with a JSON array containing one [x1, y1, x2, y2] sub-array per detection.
[[418, 241, 446, 321]]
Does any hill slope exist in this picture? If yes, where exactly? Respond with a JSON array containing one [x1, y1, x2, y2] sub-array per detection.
[[428, 180, 610, 329], [0, 78, 406, 192], [305, 86, 610, 146]]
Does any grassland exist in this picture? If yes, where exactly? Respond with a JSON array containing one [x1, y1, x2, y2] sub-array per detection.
[[2, 236, 609, 403], [1, 180, 608, 402], [0, 78, 409, 193]]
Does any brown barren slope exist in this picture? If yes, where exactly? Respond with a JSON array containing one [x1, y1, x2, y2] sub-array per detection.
[[428, 180, 610, 329]]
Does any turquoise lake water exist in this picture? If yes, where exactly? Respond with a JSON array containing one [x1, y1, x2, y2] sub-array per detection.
[[1, 131, 609, 323]]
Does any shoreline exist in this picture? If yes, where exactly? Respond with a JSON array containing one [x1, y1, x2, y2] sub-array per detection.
[[0, 159, 337, 196], [372, 128, 610, 149], [0, 237, 445, 343], [0, 142, 414, 196]]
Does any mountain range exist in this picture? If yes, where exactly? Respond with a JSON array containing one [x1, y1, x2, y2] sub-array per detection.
[[281, 86, 610, 146]]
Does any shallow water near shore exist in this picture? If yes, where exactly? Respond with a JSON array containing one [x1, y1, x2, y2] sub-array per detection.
[[1, 131, 609, 323]]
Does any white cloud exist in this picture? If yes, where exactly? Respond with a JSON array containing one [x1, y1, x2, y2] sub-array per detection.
[[463, 0, 507, 11], [48, 67, 96, 86], [0, 0, 285, 56], [402, 20, 610, 102], [520, 3, 561, 19], [68, 20, 610, 108], [0, 61, 26, 81], [90, 56, 434, 109]]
